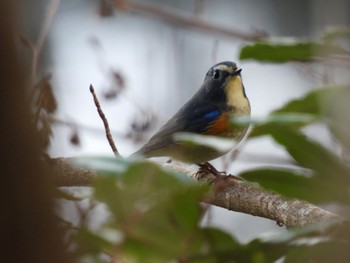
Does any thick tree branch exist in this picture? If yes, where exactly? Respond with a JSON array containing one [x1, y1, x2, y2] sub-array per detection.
[[205, 176, 340, 228], [50, 157, 342, 228]]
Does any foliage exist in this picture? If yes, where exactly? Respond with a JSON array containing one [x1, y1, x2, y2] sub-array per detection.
[[71, 156, 350, 263], [72, 157, 289, 263]]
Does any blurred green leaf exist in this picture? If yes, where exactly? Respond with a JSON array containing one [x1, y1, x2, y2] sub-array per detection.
[[239, 42, 349, 63], [243, 220, 346, 263], [71, 156, 131, 176], [322, 26, 350, 42], [235, 114, 317, 126], [329, 220, 350, 242], [285, 240, 350, 263], [250, 86, 350, 155], [248, 87, 327, 137], [174, 132, 236, 152], [318, 86, 350, 152], [270, 127, 350, 183], [242, 113, 318, 138], [240, 168, 350, 204], [274, 85, 350, 115], [183, 227, 288, 263], [201, 227, 240, 252], [187, 228, 240, 263], [274, 89, 326, 116], [243, 238, 288, 263], [75, 228, 113, 256], [86, 158, 209, 262], [93, 160, 197, 222]]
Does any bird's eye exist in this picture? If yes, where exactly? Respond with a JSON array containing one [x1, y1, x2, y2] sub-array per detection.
[[213, 70, 220, 79]]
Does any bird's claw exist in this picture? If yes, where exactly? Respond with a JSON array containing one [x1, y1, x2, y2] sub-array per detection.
[[196, 162, 243, 181], [197, 162, 226, 177]]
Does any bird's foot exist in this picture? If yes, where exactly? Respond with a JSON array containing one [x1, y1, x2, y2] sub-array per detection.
[[197, 162, 227, 177], [196, 162, 242, 181]]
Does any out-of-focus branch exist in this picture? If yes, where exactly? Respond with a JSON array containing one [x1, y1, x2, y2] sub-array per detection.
[[113, 0, 268, 41], [50, 157, 342, 228], [0, 1, 70, 261], [50, 158, 97, 187], [29, 0, 60, 91]]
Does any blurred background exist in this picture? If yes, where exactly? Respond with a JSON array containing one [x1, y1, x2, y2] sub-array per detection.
[[18, 0, 350, 243]]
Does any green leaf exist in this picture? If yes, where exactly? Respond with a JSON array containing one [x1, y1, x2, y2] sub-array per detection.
[[200, 227, 240, 252], [187, 227, 240, 263], [248, 87, 331, 137], [249, 86, 350, 137], [240, 168, 350, 204], [317, 86, 350, 152], [274, 90, 326, 116], [75, 228, 113, 256], [182, 227, 286, 263], [239, 42, 349, 63], [121, 189, 205, 262], [285, 240, 350, 263], [93, 160, 195, 221], [322, 26, 350, 42], [173, 132, 236, 152], [243, 238, 288, 263], [71, 156, 131, 176], [274, 85, 350, 115], [249, 86, 350, 155], [89, 159, 209, 262], [242, 221, 344, 263], [243, 113, 318, 138], [270, 127, 350, 183]]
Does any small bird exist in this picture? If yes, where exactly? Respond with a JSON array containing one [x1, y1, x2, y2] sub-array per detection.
[[133, 61, 250, 170]]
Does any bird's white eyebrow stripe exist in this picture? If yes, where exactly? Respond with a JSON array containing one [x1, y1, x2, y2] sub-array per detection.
[[215, 65, 236, 73]]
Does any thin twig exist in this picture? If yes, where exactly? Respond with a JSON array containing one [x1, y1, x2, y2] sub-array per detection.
[[113, 0, 268, 41], [49, 116, 125, 138], [89, 85, 119, 157], [311, 55, 350, 67]]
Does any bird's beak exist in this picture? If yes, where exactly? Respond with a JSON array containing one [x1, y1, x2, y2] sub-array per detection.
[[232, 68, 242, 76]]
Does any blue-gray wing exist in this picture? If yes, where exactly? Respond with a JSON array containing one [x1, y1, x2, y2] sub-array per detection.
[[133, 95, 222, 157]]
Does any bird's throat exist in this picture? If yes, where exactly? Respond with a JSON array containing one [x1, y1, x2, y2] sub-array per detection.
[[225, 76, 250, 115]]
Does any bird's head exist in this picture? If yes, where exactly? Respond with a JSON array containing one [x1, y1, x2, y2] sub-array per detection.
[[203, 61, 249, 113]]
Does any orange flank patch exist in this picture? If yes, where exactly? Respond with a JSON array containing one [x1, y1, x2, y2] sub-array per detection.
[[204, 112, 229, 135]]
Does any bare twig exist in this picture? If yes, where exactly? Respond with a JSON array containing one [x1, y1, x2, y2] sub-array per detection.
[[311, 55, 350, 67], [113, 0, 268, 41], [89, 85, 119, 156], [49, 158, 342, 228], [49, 116, 125, 138], [295, 63, 328, 84]]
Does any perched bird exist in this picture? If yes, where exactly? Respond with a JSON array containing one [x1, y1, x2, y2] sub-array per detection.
[[133, 61, 250, 168]]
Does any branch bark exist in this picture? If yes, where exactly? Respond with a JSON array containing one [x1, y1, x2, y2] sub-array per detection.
[[50, 157, 342, 228]]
